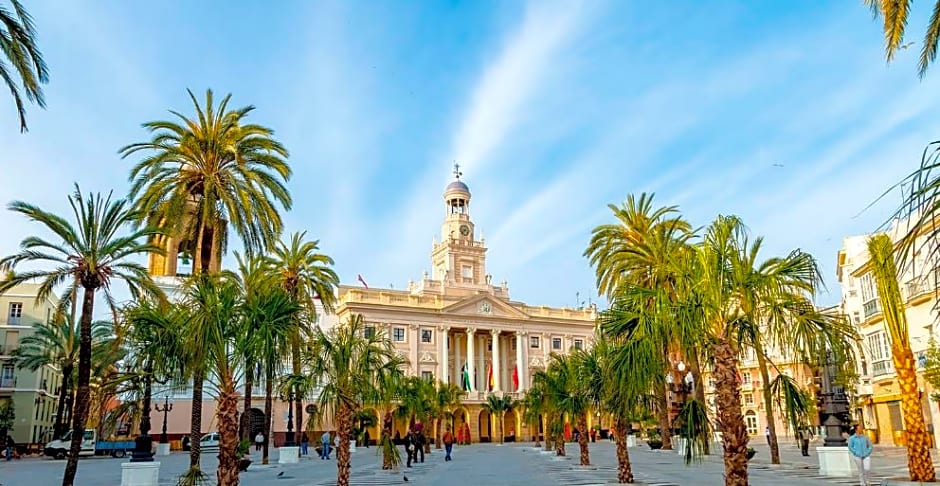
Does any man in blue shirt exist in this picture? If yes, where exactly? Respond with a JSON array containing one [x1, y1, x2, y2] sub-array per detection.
[[847, 424, 874, 485]]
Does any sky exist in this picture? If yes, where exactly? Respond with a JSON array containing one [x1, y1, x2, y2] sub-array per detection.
[[1, 0, 940, 311]]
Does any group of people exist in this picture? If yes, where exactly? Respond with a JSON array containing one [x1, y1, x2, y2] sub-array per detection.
[[399, 421, 456, 466]]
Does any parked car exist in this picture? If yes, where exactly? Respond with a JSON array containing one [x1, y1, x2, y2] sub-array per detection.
[[199, 432, 220, 453], [43, 429, 136, 459]]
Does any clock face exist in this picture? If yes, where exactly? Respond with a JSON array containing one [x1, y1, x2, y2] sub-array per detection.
[[459, 225, 470, 236]]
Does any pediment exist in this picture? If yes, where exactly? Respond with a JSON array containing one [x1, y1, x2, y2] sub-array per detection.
[[442, 294, 529, 319]]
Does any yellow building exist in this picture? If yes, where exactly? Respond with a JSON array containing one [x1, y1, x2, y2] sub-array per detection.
[[837, 214, 939, 447], [0, 282, 62, 446], [335, 172, 597, 442]]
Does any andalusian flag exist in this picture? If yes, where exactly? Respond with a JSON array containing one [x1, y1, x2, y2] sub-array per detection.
[[461, 363, 471, 391]]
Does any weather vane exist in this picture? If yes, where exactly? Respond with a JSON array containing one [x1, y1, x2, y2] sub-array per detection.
[[453, 161, 462, 180]]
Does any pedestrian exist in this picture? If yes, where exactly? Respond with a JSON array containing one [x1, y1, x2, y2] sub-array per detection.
[[320, 430, 332, 459], [848, 424, 873, 486], [254, 432, 264, 452], [414, 427, 425, 463], [405, 430, 416, 468], [765, 426, 771, 447], [573, 427, 580, 443], [442, 425, 455, 462], [590, 428, 596, 443], [363, 429, 370, 448], [300, 433, 309, 456], [4, 434, 13, 461], [798, 427, 809, 457]]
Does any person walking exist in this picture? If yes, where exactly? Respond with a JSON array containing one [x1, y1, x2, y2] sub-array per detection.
[[405, 430, 416, 468], [442, 426, 455, 462], [797, 427, 810, 457], [320, 430, 332, 459], [300, 433, 309, 456], [764, 426, 771, 447], [415, 428, 425, 463], [254, 432, 264, 452], [848, 425, 874, 486], [5, 434, 14, 461], [363, 429, 370, 448]]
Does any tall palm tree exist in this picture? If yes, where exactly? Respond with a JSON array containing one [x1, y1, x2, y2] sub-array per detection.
[[120, 88, 292, 274], [868, 234, 935, 481], [520, 386, 546, 447], [270, 231, 339, 442], [584, 193, 695, 450], [0, 185, 162, 486], [0, 0, 48, 132], [365, 365, 404, 470], [308, 314, 405, 486], [12, 315, 110, 439], [481, 394, 514, 445], [531, 354, 578, 457], [864, 0, 940, 77]]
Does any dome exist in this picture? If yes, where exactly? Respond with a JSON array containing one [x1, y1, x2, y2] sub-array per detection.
[[444, 180, 470, 194]]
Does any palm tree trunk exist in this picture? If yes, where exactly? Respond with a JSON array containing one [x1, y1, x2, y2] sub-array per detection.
[[544, 414, 552, 452], [263, 370, 273, 465], [499, 412, 504, 444], [657, 379, 673, 450], [712, 339, 749, 486], [755, 345, 779, 464], [688, 352, 709, 455], [189, 369, 205, 469], [240, 362, 253, 440], [381, 410, 394, 470], [554, 415, 565, 456], [894, 345, 936, 481], [533, 416, 540, 447], [61, 287, 95, 486], [53, 364, 72, 439], [216, 378, 241, 486], [435, 417, 442, 449], [335, 402, 354, 486], [614, 417, 633, 483], [577, 413, 590, 465], [193, 217, 207, 274]]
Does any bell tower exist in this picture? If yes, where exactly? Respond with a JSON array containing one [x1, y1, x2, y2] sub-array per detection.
[[431, 164, 488, 287]]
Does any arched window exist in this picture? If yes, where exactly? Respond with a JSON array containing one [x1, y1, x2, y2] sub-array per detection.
[[744, 410, 758, 436]]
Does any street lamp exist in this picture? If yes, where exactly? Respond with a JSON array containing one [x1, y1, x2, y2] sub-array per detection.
[[283, 391, 295, 447], [155, 396, 173, 444]]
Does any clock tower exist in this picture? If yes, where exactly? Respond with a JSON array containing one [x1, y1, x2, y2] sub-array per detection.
[[431, 164, 488, 287]]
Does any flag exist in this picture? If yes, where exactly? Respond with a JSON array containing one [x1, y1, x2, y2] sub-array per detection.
[[461, 363, 471, 391], [357, 274, 369, 289], [487, 361, 495, 391], [512, 365, 519, 391]]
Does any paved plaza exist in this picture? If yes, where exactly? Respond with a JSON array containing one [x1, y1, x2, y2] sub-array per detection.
[[1, 439, 938, 485]]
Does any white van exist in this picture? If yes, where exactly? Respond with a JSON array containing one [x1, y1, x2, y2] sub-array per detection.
[[44, 429, 95, 459], [199, 432, 220, 452]]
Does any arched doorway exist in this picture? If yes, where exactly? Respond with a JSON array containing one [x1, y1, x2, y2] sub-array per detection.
[[745, 410, 758, 436], [359, 408, 379, 446], [503, 409, 518, 442], [248, 408, 265, 437], [452, 407, 470, 444], [478, 410, 491, 442]]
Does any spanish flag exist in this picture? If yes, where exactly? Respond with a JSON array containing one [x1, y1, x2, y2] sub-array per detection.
[[512, 365, 519, 391], [488, 361, 495, 391]]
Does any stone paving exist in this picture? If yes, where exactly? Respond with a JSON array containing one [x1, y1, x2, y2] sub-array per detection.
[[2, 438, 940, 485]]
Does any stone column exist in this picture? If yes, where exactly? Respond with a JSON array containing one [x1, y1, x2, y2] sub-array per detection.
[[410, 324, 420, 376], [515, 331, 525, 392], [466, 328, 476, 392], [454, 333, 463, 388], [439, 325, 449, 384], [491, 330, 501, 392]]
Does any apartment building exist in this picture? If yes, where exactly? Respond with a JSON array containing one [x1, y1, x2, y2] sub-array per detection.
[[0, 282, 62, 445]]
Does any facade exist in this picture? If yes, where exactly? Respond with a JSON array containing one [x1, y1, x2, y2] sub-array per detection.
[[0, 283, 62, 445], [837, 213, 940, 447], [335, 173, 597, 442]]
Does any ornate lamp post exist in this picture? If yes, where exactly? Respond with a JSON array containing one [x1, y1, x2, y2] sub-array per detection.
[[155, 396, 173, 444], [818, 351, 849, 447], [130, 364, 154, 462], [283, 391, 295, 447]]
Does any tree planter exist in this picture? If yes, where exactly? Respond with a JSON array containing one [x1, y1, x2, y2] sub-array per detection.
[[648, 440, 663, 450], [238, 458, 252, 472], [746, 448, 756, 460]]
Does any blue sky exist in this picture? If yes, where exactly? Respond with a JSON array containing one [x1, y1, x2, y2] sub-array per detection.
[[1, 0, 940, 310]]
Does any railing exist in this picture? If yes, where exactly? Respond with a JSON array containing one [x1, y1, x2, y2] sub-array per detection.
[[0, 377, 15, 388], [904, 279, 931, 301], [872, 359, 894, 377], [863, 299, 882, 319]]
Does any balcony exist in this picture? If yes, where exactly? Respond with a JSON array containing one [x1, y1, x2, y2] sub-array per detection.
[[905, 279, 932, 303], [0, 377, 15, 388], [863, 299, 882, 320], [872, 359, 894, 377]]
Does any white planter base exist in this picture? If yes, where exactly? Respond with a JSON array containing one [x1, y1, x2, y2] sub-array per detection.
[[626, 435, 636, 448], [350, 440, 357, 453], [817, 446, 852, 477], [155, 443, 171, 456], [675, 438, 689, 456], [278, 446, 300, 464], [121, 461, 160, 486]]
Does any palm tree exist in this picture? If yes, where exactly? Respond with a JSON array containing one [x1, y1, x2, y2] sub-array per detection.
[[867, 234, 935, 481], [120, 88, 292, 274], [863, 0, 940, 77], [0, 185, 162, 486], [12, 315, 110, 439], [430, 381, 464, 449], [0, 0, 48, 132], [366, 366, 404, 470], [520, 386, 546, 447], [481, 394, 514, 445], [270, 231, 339, 443], [308, 314, 405, 486], [531, 355, 576, 457], [584, 193, 695, 450]]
